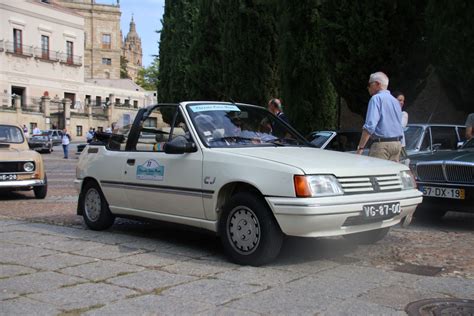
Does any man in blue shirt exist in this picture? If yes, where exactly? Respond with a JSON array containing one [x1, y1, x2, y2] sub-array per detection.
[[356, 72, 404, 162]]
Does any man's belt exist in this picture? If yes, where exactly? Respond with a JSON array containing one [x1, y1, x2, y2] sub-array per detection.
[[372, 136, 402, 142]]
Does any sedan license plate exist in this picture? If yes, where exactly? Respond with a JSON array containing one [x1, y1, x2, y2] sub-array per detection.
[[420, 186, 465, 200], [363, 202, 400, 219], [0, 174, 17, 181]]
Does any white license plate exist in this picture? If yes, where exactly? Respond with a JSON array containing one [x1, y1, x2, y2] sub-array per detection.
[[0, 174, 17, 181], [363, 202, 401, 218], [420, 186, 465, 200]]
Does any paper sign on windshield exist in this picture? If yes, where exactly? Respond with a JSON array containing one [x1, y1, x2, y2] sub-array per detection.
[[190, 104, 240, 113]]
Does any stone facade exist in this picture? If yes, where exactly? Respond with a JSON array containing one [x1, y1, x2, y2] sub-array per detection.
[[0, 0, 156, 141], [55, 0, 122, 80], [122, 16, 143, 81]]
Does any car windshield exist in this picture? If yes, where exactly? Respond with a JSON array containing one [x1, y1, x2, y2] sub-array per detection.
[[308, 131, 333, 148], [462, 138, 474, 149], [404, 126, 424, 150], [186, 103, 308, 148], [0, 125, 24, 143]]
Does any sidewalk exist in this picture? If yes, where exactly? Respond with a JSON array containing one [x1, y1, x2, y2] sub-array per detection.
[[1, 217, 473, 315]]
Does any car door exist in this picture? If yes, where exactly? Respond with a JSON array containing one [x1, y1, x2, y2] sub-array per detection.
[[121, 105, 205, 219]]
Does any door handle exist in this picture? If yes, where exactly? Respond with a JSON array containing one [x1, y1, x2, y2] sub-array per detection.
[[126, 159, 135, 166]]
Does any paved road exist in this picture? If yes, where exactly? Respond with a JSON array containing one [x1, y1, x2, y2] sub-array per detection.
[[0, 145, 473, 315]]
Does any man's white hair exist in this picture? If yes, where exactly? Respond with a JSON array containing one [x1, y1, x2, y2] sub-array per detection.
[[369, 72, 389, 89]]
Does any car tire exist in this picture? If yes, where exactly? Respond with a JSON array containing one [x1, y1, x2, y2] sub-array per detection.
[[33, 174, 48, 199], [343, 227, 390, 245], [219, 192, 283, 266], [81, 181, 115, 230]]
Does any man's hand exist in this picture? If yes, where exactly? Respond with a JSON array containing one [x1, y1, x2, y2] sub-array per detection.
[[356, 148, 364, 155], [357, 129, 371, 155]]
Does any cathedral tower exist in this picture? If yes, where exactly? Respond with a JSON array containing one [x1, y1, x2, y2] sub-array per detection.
[[122, 15, 143, 81]]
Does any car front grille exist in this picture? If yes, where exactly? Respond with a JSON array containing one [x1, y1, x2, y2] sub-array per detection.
[[0, 161, 35, 173], [337, 174, 402, 195], [417, 162, 473, 183]]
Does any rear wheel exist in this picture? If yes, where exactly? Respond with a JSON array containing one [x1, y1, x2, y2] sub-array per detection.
[[33, 174, 47, 199], [81, 181, 115, 230], [219, 192, 283, 266], [343, 227, 390, 244]]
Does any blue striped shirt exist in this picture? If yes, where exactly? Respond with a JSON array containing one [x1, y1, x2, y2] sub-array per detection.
[[363, 90, 403, 138]]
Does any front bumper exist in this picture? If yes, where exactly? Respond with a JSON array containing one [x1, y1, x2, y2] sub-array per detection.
[[0, 179, 46, 188], [266, 189, 422, 237]]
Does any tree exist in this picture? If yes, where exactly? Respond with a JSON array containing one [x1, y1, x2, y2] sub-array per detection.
[[120, 56, 130, 79], [425, 0, 474, 113], [136, 56, 160, 91], [321, 0, 428, 117], [158, 0, 198, 102], [279, 0, 337, 133], [219, 0, 280, 105]]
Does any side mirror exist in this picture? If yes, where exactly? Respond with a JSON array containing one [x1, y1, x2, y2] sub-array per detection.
[[164, 142, 197, 154], [457, 141, 464, 149]]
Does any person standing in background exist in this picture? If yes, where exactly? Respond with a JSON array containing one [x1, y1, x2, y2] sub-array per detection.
[[357, 72, 404, 162], [267, 98, 289, 138], [393, 91, 408, 160], [22, 124, 29, 138], [62, 128, 71, 159], [465, 113, 474, 140]]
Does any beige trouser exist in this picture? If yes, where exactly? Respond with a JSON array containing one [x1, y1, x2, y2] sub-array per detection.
[[369, 141, 402, 162]]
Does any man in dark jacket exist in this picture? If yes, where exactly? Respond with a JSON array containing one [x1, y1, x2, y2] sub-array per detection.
[[268, 98, 289, 137]]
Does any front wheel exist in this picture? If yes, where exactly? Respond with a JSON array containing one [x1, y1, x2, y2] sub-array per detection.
[[33, 174, 47, 199], [219, 192, 283, 266], [343, 227, 390, 245], [80, 181, 115, 230]]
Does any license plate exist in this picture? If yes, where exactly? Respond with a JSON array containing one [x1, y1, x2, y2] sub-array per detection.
[[420, 186, 465, 200], [363, 202, 401, 218], [0, 174, 17, 181]]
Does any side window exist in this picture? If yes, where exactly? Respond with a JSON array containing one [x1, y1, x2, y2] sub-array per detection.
[[431, 127, 458, 150], [134, 106, 190, 152], [458, 127, 466, 142]]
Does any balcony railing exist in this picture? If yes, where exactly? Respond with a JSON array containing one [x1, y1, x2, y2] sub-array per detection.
[[58, 52, 82, 66], [5, 41, 33, 57], [33, 47, 60, 62]]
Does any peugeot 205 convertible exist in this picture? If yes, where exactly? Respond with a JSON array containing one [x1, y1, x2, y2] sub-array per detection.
[[75, 102, 422, 265]]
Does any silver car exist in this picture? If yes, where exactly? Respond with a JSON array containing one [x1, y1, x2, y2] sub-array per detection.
[[404, 124, 466, 156]]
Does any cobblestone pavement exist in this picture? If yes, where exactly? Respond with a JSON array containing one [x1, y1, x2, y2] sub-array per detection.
[[0, 145, 473, 315]]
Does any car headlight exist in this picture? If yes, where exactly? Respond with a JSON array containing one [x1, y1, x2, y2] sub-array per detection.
[[23, 162, 35, 172], [294, 175, 344, 197], [400, 170, 416, 190]]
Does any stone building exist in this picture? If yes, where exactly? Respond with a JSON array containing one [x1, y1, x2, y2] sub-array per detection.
[[122, 15, 143, 81], [0, 0, 156, 140], [54, 0, 122, 80]]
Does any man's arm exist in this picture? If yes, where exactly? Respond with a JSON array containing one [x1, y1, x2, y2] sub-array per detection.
[[466, 126, 473, 140], [356, 129, 371, 155]]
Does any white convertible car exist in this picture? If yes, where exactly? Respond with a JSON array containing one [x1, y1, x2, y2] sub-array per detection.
[[75, 102, 422, 265]]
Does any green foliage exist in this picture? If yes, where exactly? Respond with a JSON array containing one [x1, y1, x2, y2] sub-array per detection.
[[158, 0, 198, 102], [120, 56, 130, 79], [425, 0, 474, 112], [321, 0, 427, 116], [136, 56, 160, 91], [279, 0, 336, 133]]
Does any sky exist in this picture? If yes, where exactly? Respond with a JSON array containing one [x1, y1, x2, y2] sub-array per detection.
[[116, 0, 165, 67]]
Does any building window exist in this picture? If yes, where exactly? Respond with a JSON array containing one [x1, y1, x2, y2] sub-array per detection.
[[133, 100, 138, 108], [102, 58, 112, 65], [13, 29, 22, 54], [95, 96, 102, 107], [101, 34, 111, 49], [115, 98, 121, 105], [76, 125, 83, 137], [124, 99, 130, 107], [41, 35, 49, 59], [66, 41, 74, 64]]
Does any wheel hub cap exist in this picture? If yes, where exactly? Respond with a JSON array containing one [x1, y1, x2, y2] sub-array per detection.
[[84, 188, 101, 222], [228, 207, 260, 254]]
